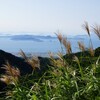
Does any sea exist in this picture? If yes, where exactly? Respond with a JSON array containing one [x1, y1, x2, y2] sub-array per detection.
[[0, 33, 100, 57]]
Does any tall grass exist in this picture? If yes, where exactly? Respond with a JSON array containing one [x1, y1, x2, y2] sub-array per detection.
[[0, 22, 100, 100]]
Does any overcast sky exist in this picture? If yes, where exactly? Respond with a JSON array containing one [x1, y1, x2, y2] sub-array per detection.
[[0, 0, 100, 35]]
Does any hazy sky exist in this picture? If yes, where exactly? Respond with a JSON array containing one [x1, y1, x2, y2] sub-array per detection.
[[0, 0, 100, 35]]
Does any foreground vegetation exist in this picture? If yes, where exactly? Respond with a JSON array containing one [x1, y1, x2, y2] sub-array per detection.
[[0, 22, 100, 100]]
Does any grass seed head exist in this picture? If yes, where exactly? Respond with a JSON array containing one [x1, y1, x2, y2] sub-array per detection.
[[88, 47, 95, 56], [2, 62, 20, 77], [73, 56, 79, 63], [27, 57, 40, 69], [92, 24, 100, 39], [78, 41, 85, 52], [82, 21, 90, 37], [62, 37, 72, 54], [0, 62, 20, 85], [66, 41, 72, 54], [0, 75, 11, 85], [55, 33, 63, 43], [19, 49, 28, 61]]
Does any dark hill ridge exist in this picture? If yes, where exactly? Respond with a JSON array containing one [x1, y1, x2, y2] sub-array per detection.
[[0, 50, 51, 75], [0, 50, 51, 90], [0, 50, 33, 75], [0, 47, 99, 75], [0, 47, 100, 91], [0, 50, 34, 91]]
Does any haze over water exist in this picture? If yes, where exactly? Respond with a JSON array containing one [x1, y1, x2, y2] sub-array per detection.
[[0, 33, 99, 57]]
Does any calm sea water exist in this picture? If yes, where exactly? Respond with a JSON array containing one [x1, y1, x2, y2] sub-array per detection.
[[0, 34, 99, 57]]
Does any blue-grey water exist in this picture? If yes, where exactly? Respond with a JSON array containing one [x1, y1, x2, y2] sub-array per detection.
[[0, 34, 100, 57]]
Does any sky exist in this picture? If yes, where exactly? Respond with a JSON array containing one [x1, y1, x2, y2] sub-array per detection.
[[0, 0, 100, 35]]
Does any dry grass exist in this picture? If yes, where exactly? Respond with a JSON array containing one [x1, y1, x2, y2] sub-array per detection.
[[92, 24, 100, 39], [19, 50, 40, 69], [82, 21, 90, 37], [0, 62, 20, 85], [19, 49, 28, 61], [55, 32, 63, 43], [27, 57, 40, 69], [88, 47, 95, 56], [62, 37, 72, 54], [78, 41, 85, 52], [55, 33, 72, 54]]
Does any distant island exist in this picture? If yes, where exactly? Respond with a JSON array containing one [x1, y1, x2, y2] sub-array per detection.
[[0, 34, 56, 42]]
